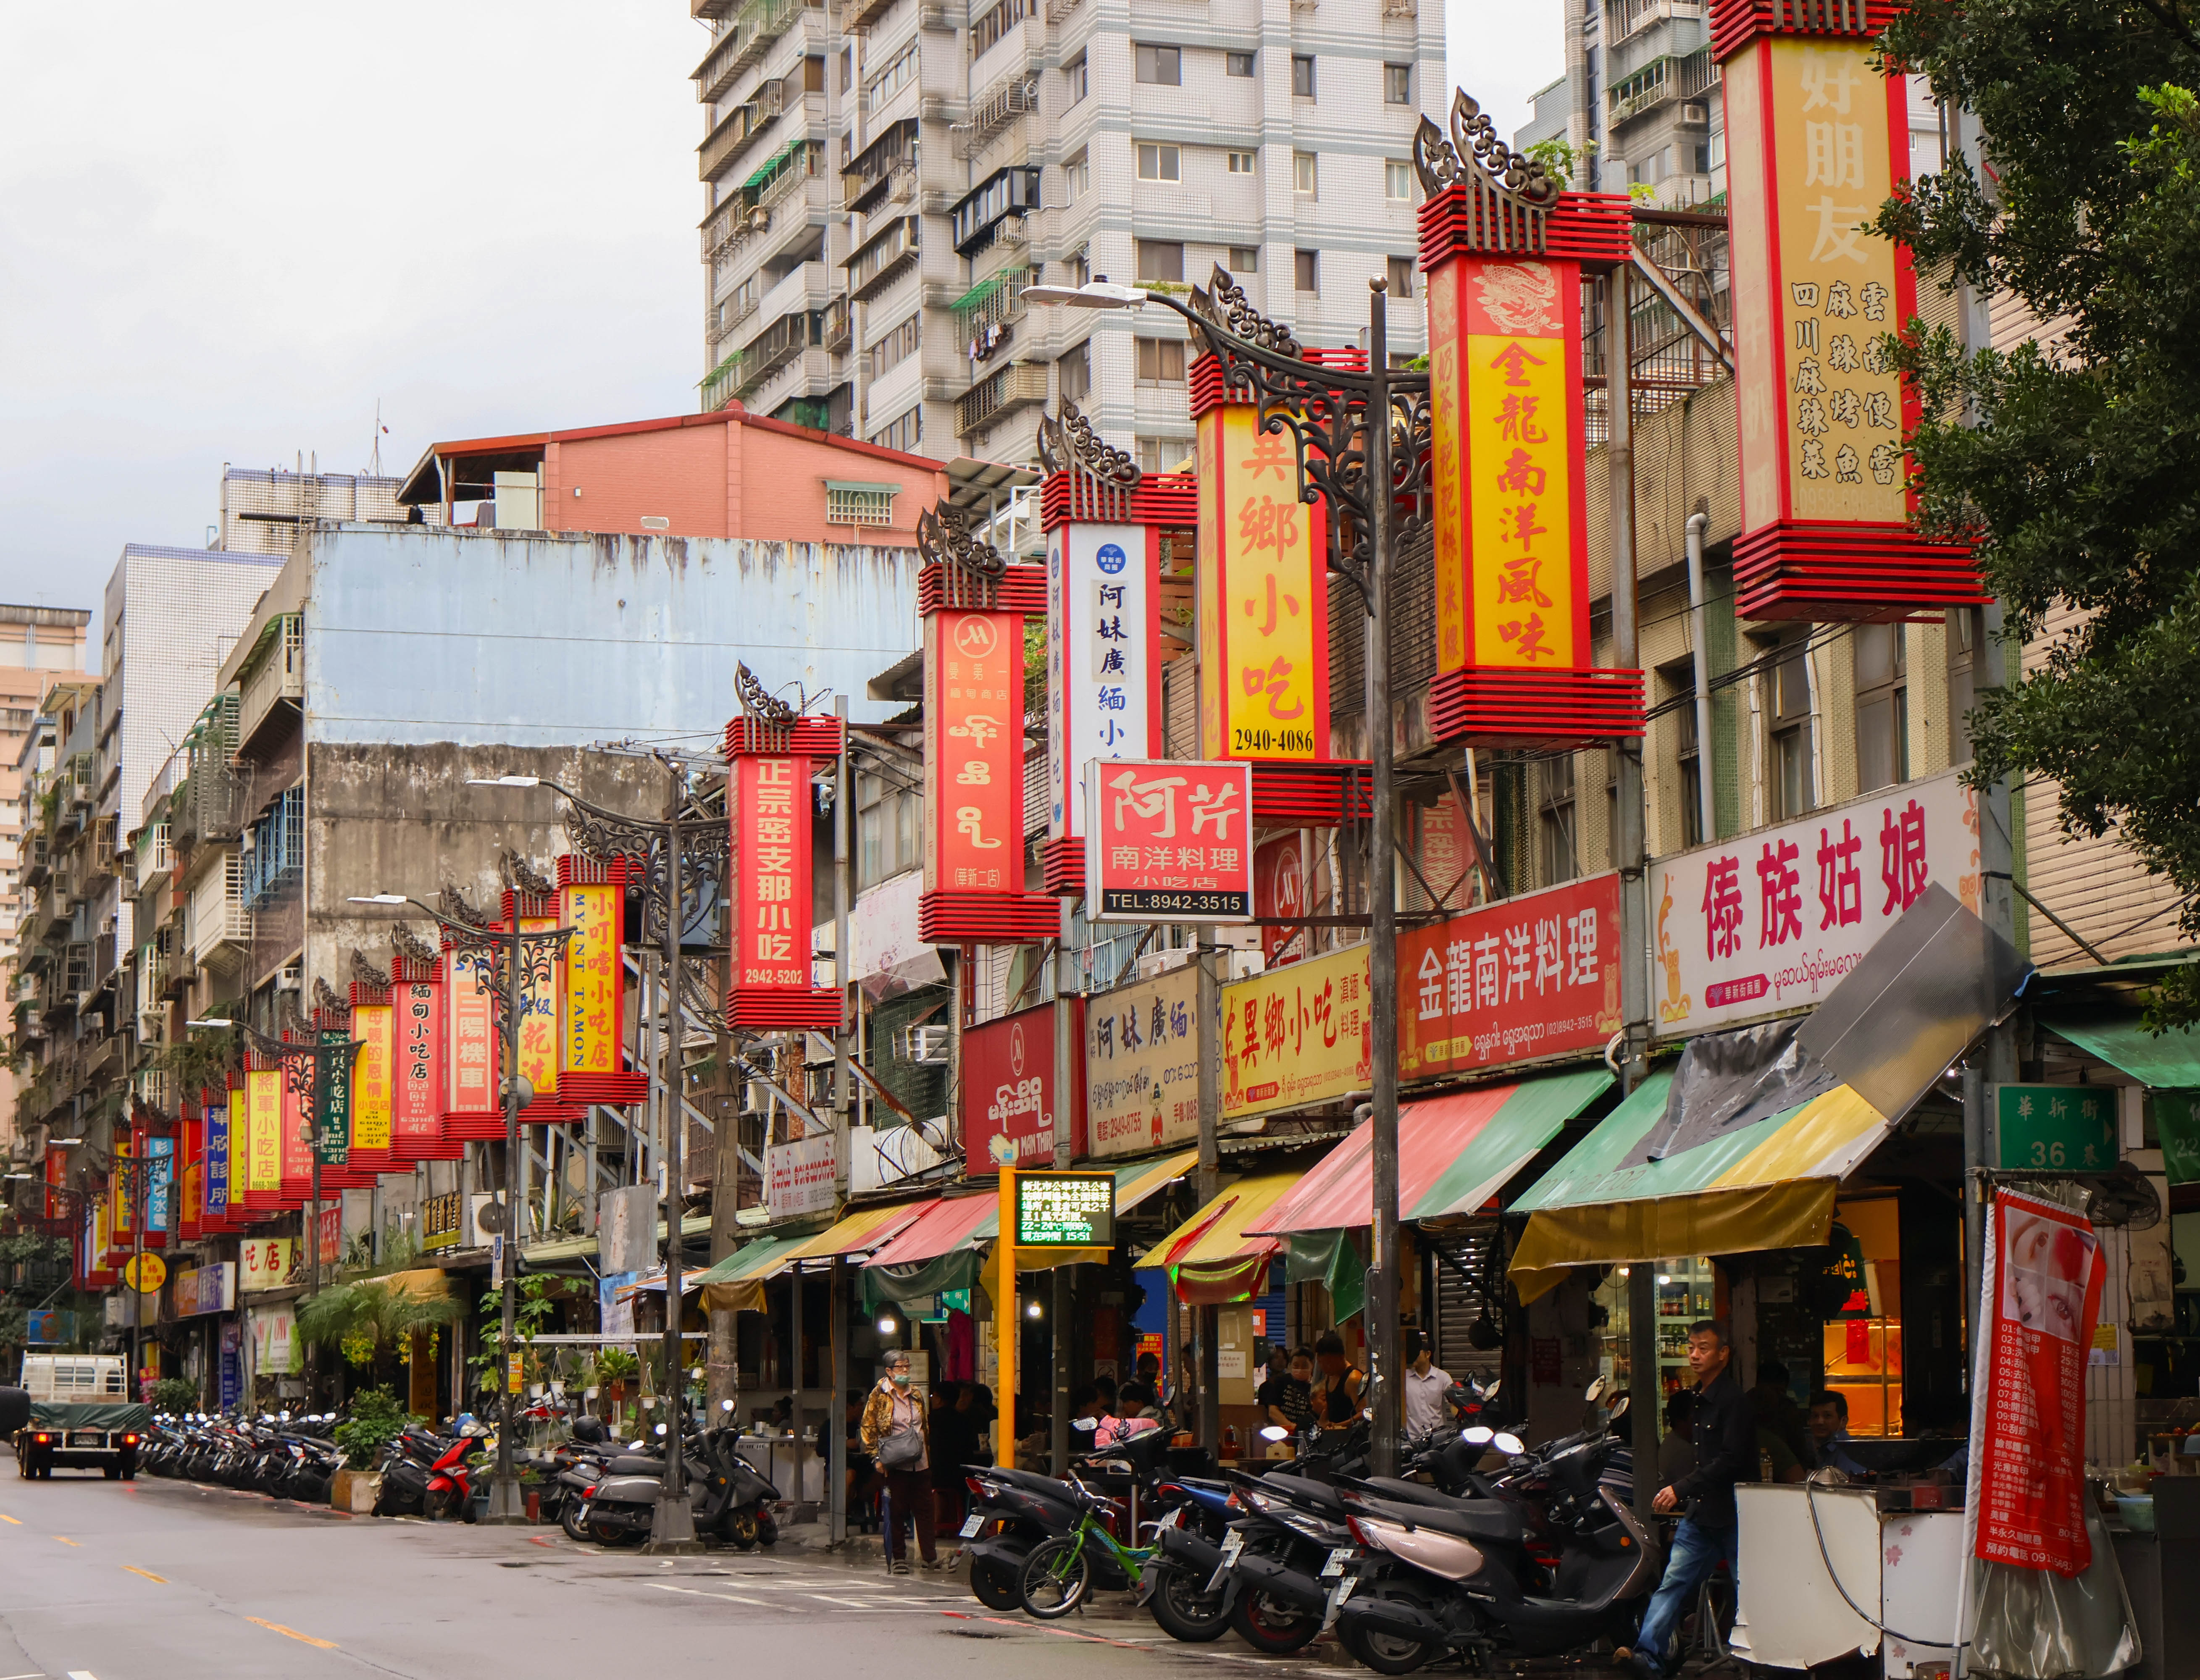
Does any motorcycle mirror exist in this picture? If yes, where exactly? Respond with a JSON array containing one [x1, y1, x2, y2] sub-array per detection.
[[1584, 1375, 1609, 1404], [654, 1423, 667, 1436], [1607, 1396, 1630, 1422], [631, 1441, 646, 1450], [1072, 1417, 1099, 1431], [1462, 1425, 1496, 1445], [1494, 1431, 1526, 1456], [1259, 1425, 1291, 1442], [1483, 1379, 1502, 1401]]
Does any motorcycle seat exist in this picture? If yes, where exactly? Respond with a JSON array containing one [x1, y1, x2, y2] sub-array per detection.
[[607, 1455, 663, 1475], [1363, 1496, 1522, 1546], [1359, 1475, 1471, 1508]]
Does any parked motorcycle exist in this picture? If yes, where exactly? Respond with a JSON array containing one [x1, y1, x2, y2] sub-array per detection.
[[1333, 1390, 1663, 1674], [567, 1408, 781, 1549]]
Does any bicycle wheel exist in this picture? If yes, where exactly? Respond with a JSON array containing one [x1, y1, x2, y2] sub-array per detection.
[[1020, 1535, 1094, 1619]]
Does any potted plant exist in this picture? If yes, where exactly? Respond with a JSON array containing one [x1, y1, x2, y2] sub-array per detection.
[[331, 1387, 417, 1513]]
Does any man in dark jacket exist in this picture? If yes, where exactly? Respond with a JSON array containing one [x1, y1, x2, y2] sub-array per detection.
[[1619, 1320, 1754, 1680]]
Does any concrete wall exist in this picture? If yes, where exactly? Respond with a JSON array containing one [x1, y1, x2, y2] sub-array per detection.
[[531, 414, 944, 546], [300, 523, 926, 748]]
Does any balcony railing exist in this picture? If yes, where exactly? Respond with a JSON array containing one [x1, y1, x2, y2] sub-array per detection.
[[847, 215, 920, 300], [957, 361, 1048, 436], [187, 853, 252, 976], [237, 613, 303, 749], [134, 822, 173, 893]]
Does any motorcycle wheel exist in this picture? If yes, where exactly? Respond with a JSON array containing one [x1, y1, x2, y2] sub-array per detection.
[[1147, 1568, 1231, 1643], [1339, 1619, 1437, 1676], [720, 1507, 760, 1551], [1229, 1591, 1321, 1655], [1019, 1536, 1093, 1620], [562, 1503, 593, 1543], [424, 1487, 459, 1523], [756, 1512, 777, 1548], [589, 1516, 639, 1547], [968, 1553, 1022, 1612]]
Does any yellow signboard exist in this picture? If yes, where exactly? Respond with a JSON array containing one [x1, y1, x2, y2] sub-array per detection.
[[518, 915, 560, 1097], [1220, 941, 1371, 1121], [247, 1068, 282, 1197], [124, 1254, 166, 1294], [562, 883, 619, 1076], [352, 1003, 394, 1152]]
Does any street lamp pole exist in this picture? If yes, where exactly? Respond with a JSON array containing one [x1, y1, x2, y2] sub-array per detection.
[[1024, 267, 1430, 1475], [467, 759, 727, 1554]]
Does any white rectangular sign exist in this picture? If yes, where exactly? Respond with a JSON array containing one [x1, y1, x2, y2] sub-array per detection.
[[765, 1131, 838, 1221], [1047, 522, 1152, 839], [1651, 767, 1982, 1039]]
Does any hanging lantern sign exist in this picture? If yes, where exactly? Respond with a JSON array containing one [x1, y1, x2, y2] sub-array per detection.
[[1415, 91, 1643, 746], [1712, 0, 1982, 620], [724, 680, 845, 1031], [559, 854, 645, 1101]]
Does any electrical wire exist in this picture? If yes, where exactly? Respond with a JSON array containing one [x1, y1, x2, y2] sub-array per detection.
[[1804, 1477, 1969, 1651]]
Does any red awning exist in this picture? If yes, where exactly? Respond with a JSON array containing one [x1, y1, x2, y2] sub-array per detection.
[[861, 1192, 997, 1268]]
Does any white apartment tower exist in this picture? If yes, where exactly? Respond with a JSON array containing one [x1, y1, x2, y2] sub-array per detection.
[[691, 0, 1444, 469]]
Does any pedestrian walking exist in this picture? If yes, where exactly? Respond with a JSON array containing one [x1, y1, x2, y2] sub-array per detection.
[[861, 1352, 938, 1573]]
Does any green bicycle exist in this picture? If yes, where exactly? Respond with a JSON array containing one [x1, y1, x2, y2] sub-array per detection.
[[1017, 1476, 1154, 1619]]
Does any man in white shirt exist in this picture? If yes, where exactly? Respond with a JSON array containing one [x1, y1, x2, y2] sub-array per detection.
[[1402, 1329, 1451, 1438]]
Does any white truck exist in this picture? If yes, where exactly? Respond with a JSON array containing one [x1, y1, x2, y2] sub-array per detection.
[[8, 1356, 148, 1480]]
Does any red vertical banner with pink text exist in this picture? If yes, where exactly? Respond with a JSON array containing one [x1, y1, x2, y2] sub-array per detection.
[[1969, 1188, 2105, 1576]]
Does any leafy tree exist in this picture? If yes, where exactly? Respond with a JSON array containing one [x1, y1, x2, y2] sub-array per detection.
[[333, 1386, 420, 1470], [150, 1376, 200, 1413], [297, 1276, 462, 1394], [1877, 0, 2200, 1025]]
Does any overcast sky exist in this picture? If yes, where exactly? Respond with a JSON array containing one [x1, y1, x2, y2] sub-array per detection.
[[0, 1, 1559, 664]]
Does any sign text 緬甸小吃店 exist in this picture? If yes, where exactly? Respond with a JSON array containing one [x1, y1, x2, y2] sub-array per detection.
[[1015, 1171, 1115, 1247]]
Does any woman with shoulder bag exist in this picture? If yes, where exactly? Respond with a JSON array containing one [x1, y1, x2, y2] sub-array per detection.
[[861, 1351, 938, 1572]]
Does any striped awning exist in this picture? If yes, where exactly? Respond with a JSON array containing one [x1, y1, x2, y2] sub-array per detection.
[[693, 1234, 809, 1314], [1146, 1171, 1304, 1306], [776, 1202, 929, 1268], [1246, 1069, 1612, 1234], [1506, 1068, 1892, 1302]]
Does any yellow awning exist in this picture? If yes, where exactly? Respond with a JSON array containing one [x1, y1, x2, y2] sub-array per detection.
[[775, 1202, 930, 1269], [1144, 1170, 1304, 1305], [1506, 1069, 1889, 1302]]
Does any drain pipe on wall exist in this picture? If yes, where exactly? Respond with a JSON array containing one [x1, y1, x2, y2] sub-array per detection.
[[1685, 510, 1716, 843]]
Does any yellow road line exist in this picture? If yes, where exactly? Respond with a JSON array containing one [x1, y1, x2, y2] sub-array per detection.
[[122, 1565, 167, 1583], [53, 1537, 80, 1547], [0, 1514, 19, 1525], [244, 1616, 337, 1650]]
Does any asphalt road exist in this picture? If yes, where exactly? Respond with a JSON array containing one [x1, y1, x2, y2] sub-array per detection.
[[0, 1470, 1371, 1680]]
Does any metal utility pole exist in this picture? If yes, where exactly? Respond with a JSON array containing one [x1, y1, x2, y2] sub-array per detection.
[[830, 698, 853, 1545], [1196, 937, 1222, 1456], [650, 756, 700, 1552], [495, 904, 525, 1520], [1052, 910, 1074, 1475], [1364, 280, 1403, 1478]]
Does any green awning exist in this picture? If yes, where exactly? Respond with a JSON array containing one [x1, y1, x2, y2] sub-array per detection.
[[949, 272, 1011, 315], [1506, 1068, 1894, 1301], [741, 139, 802, 193], [2041, 1016, 2200, 1089]]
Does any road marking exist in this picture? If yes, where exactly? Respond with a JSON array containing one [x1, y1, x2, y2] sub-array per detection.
[[122, 1566, 167, 1583], [53, 1536, 80, 1546], [526, 1535, 557, 1548], [0, 1514, 20, 1525], [244, 1616, 337, 1650], [653, 1583, 767, 1607], [66, 1671, 100, 1679]]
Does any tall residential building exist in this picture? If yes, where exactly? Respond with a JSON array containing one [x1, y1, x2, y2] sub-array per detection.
[[691, 0, 1444, 471], [1515, 0, 1720, 203], [0, 609, 91, 968]]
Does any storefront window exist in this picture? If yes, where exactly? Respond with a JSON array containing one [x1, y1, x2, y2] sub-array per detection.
[[1593, 1257, 1718, 1402], [1822, 1196, 1903, 1436]]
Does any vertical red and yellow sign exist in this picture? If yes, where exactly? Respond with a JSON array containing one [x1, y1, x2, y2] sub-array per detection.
[[1427, 255, 1591, 673], [515, 912, 561, 1102], [1195, 404, 1329, 759], [280, 1054, 313, 1203], [393, 975, 446, 1157], [352, 1001, 394, 1156], [734, 755, 813, 989], [1727, 36, 1911, 538], [246, 1068, 282, 1206], [925, 610, 1023, 894], [445, 948, 498, 1118], [561, 879, 620, 1077]]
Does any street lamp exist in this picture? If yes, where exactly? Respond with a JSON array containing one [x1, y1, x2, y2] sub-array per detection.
[[464, 756, 727, 1554], [346, 890, 570, 1526], [1026, 267, 1425, 1473]]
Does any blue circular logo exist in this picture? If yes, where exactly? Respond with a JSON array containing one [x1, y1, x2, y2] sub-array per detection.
[[1094, 543, 1128, 575]]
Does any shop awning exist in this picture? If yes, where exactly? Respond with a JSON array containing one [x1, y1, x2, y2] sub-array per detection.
[[1146, 1171, 1304, 1306], [775, 1202, 930, 1269], [693, 1233, 809, 1314], [862, 1150, 1200, 1304], [1246, 1068, 1613, 1234], [2040, 1016, 2200, 1088], [523, 1211, 710, 1266], [1506, 1068, 1891, 1302]]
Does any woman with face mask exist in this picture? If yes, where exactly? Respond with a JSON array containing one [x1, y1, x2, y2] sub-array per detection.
[[860, 1352, 938, 1572]]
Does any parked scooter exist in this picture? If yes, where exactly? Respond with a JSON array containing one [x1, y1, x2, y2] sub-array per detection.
[[423, 1421, 491, 1522], [374, 1421, 456, 1517], [568, 1407, 781, 1549], [1333, 1388, 1664, 1674]]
